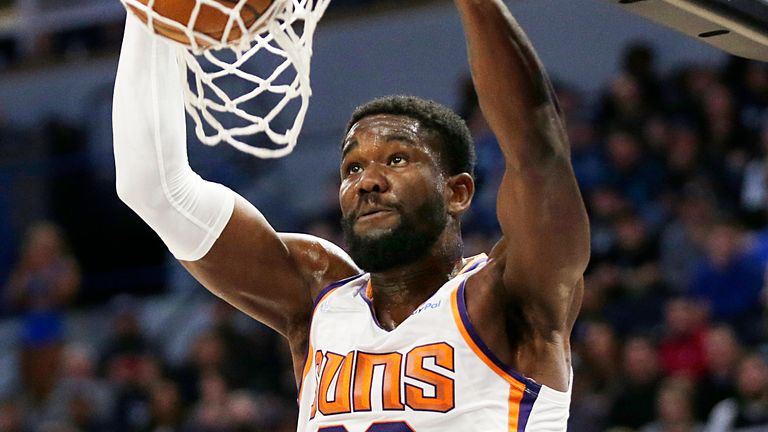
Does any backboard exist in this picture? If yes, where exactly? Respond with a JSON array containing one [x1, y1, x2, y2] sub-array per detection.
[[606, 0, 768, 61]]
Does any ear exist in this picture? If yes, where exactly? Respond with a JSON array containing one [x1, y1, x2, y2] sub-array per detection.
[[446, 173, 475, 217]]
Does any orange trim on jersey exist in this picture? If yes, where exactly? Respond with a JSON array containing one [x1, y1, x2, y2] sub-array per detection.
[[450, 286, 528, 431], [457, 253, 488, 275], [507, 385, 525, 431], [298, 286, 342, 405], [449, 287, 525, 390]]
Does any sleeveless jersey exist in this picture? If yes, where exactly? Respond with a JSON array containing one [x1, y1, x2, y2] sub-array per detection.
[[296, 255, 571, 432]]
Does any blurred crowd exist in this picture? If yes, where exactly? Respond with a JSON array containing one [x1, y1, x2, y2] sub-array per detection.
[[556, 46, 768, 431], [2, 40, 768, 431]]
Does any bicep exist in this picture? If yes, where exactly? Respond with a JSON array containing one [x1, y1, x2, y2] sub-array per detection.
[[181, 196, 357, 337], [496, 148, 590, 328]]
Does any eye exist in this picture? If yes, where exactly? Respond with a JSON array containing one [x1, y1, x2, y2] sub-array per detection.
[[388, 154, 407, 166], [344, 162, 362, 176]]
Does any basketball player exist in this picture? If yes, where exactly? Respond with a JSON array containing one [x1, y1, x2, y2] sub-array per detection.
[[112, 0, 589, 430]]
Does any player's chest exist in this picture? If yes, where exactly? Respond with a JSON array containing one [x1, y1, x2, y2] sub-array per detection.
[[305, 293, 489, 420]]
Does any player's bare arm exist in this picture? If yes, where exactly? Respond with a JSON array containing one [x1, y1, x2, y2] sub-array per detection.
[[180, 197, 359, 337], [112, 16, 359, 384], [455, 0, 591, 391]]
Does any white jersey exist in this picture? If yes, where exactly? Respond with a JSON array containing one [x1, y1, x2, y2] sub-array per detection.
[[297, 255, 571, 432]]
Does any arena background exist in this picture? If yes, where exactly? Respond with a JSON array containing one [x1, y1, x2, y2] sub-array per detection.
[[0, 0, 766, 431]]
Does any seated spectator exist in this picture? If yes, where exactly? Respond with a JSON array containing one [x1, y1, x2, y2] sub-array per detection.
[[603, 128, 666, 212], [208, 301, 288, 395], [641, 377, 704, 432], [688, 219, 765, 343], [108, 353, 165, 432], [603, 212, 667, 335], [658, 297, 709, 380], [174, 330, 231, 404], [146, 380, 185, 432], [34, 343, 113, 431], [23, 345, 112, 432], [4, 222, 80, 402], [740, 120, 768, 226], [659, 194, 714, 294], [0, 398, 28, 432], [569, 321, 622, 432], [597, 74, 650, 130], [663, 125, 702, 188], [570, 117, 607, 195], [608, 335, 663, 430], [697, 325, 742, 421], [586, 187, 631, 266], [705, 352, 768, 431], [99, 296, 154, 380], [186, 371, 230, 431]]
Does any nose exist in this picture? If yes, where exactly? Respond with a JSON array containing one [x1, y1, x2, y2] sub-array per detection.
[[358, 163, 390, 194]]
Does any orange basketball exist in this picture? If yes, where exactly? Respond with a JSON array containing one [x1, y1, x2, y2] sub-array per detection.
[[128, 0, 276, 48]]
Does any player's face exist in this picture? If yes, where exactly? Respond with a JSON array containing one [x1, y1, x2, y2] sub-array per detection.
[[339, 114, 449, 272]]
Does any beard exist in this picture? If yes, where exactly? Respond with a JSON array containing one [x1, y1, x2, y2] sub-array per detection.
[[341, 193, 448, 273]]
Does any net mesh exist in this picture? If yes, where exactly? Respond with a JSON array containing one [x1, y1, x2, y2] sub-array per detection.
[[119, 0, 330, 158]]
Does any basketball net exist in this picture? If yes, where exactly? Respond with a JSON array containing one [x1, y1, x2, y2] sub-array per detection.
[[119, 0, 330, 158]]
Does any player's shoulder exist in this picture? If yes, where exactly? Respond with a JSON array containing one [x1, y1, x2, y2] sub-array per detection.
[[279, 233, 361, 299]]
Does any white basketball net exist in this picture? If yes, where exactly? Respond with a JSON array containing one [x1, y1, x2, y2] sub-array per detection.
[[119, 0, 330, 158]]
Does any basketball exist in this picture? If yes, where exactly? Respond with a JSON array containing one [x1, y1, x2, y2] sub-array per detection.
[[127, 0, 277, 48]]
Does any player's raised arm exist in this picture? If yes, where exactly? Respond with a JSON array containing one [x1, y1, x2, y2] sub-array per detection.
[[455, 1, 590, 335], [112, 16, 358, 340]]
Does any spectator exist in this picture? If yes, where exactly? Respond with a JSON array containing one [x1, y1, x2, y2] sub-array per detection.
[[146, 380, 185, 432], [36, 343, 113, 431], [658, 298, 709, 380], [662, 125, 705, 196], [109, 354, 165, 432], [705, 352, 768, 431], [100, 296, 154, 381], [621, 43, 662, 111], [733, 61, 768, 138], [569, 321, 621, 431], [608, 336, 663, 429], [659, 193, 714, 294], [641, 377, 704, 432], [570, 116, 608, 195], [697, 325, 742, 420], [688, 219, 765, 343], [0, 398, 29, 432], [603, 128, 666, 211], [603, 212, 667, 335], [173, 331, 230, 404], [741, 121, 768, 226], [4, 222, 80, 402], [586, 187, 631, 266], [598, 74, 649, 130], [208, 301, 288, 396], [186, 371, 230, 431]]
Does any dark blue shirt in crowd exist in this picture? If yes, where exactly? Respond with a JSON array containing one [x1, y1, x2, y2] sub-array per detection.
[[689, 252, 764, 342]]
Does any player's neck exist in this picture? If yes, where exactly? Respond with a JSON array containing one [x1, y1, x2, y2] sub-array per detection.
[[368, 231, 463, 330]]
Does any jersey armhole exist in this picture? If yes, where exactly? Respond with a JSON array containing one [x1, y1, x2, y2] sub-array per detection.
[[450, 281, 538, 390], [450, 281, 572, 405], [297, 273, 366, 403]]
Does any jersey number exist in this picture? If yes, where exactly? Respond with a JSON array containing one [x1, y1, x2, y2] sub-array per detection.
[[319, 421, 415, 432]]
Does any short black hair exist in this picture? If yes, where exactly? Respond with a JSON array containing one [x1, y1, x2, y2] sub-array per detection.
[[345, 95, 476, 178]]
